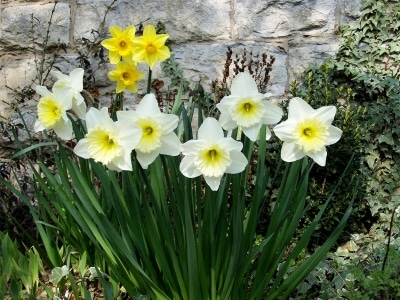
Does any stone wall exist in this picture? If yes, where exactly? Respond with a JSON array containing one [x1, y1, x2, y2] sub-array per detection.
[[0, 0, 362, 119]]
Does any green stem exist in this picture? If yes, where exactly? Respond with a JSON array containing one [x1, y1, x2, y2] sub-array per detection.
[[147, 68, 152, 94], [206, 187, 217, 300]]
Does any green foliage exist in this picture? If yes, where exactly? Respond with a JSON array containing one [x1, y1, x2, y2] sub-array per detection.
[[290, 0, 400, 297], [287, 61, 370, 247], [285, 0, 400, 249], [292, 226, 400, 299], [337, 0, 400, 83], [0, 232, 43, 299]]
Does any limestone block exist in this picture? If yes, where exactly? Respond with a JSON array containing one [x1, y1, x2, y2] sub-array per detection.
[[74, 0, 231, 44], [287, 36, 341, 83], [172, 42, 287, 96], [1, 2, 70, 49], [340, 0, 362, 24], [234, 0, 336, 40], [0, 57, 38, 119]]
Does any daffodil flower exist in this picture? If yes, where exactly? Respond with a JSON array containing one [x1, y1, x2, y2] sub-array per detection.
[[74, 107, 142, 171], [273, 97, 342, 167], [101, 25, 136, 64], [34, 85, 74, 140], [108, 60, 145, 93], [180, 117, 248, 191], [131, 24, 170, 70], [51, 68, 86, 119], [117, 93, 181, 169], [217, 72, 283, 141]]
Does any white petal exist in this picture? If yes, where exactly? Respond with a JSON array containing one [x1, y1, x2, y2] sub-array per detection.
[[115, 120, 142, 150], [69, 68, 84, 91], [107, 153, 133, 171], [203, 176, 222, 191], [273, 120, 298, 142], [73, 92, 85, 105], [50, 70, 68, 81], [218, 112, 238, 131], [288, 97, 314, 120], [216, 96, 236, 112], [280, 142, 306, 163], [326, 126, 342, 145], [159, 133, 181, 156], [313, 106, 337, 125], [158, 114, 179, 133], [180, 156, 202, 178], [198, 118, 224, 141], [34, 119, 45, 132], [54, 89, 74, 110], [35, 85, 51, 97], [53, 119, 73, 140], [181, 140, 203, 156], [230, 72, 259, 98], [242, 123, 261, 141], [116, 110, 136, 123], [261, 102, 283, 124], [264, 127, 272, 140], [225, 151, 247, 174], [218, 137, 243, 152], [308, 149, 327, 167], [73, 139, 91, 158], [72, 99, 87, 120], [136, 94, 161, 115], [86, 107, 112, 130], [136, 150, 160, 169]]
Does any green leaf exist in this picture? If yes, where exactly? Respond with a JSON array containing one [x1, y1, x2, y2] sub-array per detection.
[[50, 265, 69, 284]]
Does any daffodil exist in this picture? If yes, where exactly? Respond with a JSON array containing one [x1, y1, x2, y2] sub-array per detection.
[[51, 68, 86, 119], [131, 24, 170, 70], [108, 61, 145, 93], [117, 93, 181, 169], [34, 85, 74, 140], [273, 97, 342, 166], [180, 117, 248, 191], [74, 107, 142, 171], [216, 72, 283, 141], [101, 25, 136, 64]]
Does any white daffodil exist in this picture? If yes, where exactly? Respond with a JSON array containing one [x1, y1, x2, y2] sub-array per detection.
[[74, 107, 142, 171], [273, 97, 342, 167], [180, 117, 248, 191], [216, 72, 283, 141], [34, 85, 74, 140], [117, 93, 181, 169], [51, 68, 87, 119]]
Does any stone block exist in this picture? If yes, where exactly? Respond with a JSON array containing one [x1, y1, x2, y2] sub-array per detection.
[[234, 0, 336, 40], [287, 36, 341, 83], [1, 2, 70, 49], [172, 41, 287, 96], [0, 57, 38, 119], [340, 0, 362, 24], [74, 0, 231, 44]]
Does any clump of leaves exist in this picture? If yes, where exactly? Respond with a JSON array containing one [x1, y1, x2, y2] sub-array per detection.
[[290, 0, 400, 297], [287, 61, 371, 248]]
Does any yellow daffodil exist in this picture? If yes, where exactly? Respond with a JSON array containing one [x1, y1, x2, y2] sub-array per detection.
[[273, 97, 342, 166], [51, 68, 86, 119], [131, 24, 170, 70], [117, 93, 181, 169], [180, 117, 248, 191], [108, 61, 145, 93], [217, 72, 283, 141], [101, 25, 136, 64], [74, 107, 142, 171], [34, 85, 74, 140]]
